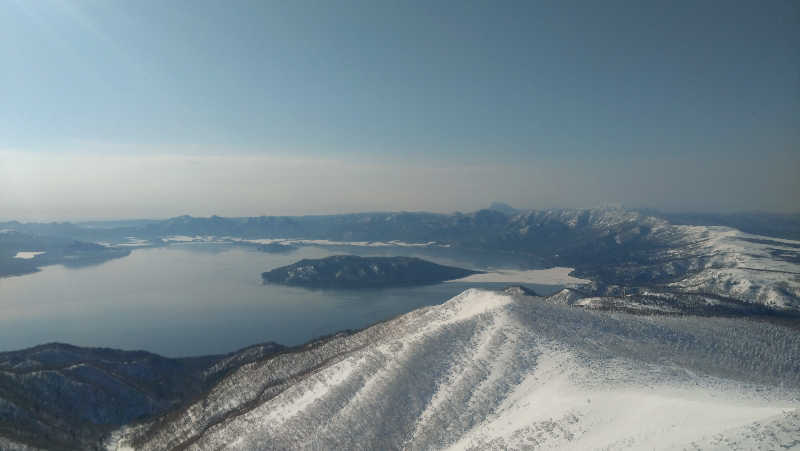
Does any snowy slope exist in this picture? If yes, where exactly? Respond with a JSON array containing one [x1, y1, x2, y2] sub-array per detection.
[[111, 289, 800, 450], [668, 226, 800, 310]]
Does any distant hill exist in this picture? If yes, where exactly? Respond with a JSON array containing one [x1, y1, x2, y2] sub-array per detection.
[[639, 210, 800, 241], [487, 201, 520, 216], [0, 230, 131, 278], [262, 255, 481, 289]]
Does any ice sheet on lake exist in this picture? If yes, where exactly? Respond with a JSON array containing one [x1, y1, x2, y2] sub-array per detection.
[[449, 266, 590, 286]]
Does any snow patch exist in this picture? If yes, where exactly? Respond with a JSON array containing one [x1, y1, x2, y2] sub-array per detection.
[[233, 237, 449, 248], [12, 251, 45, 259]]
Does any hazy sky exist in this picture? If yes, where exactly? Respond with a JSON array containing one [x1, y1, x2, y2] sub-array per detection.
[[1, 1, 798, 220]]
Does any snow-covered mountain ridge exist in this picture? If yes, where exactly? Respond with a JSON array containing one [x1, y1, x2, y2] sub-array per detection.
[[500, 208, 800, 311], [110, 288, 800, 450]]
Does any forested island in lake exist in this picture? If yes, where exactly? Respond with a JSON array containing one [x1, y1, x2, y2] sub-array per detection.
[[261, 255, 482, 289]]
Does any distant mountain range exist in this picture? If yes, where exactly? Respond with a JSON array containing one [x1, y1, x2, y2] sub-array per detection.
[[2, 206, 799, 312]]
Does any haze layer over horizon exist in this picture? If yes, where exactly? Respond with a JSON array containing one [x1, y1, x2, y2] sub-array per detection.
[[1, 1, 797, 220]]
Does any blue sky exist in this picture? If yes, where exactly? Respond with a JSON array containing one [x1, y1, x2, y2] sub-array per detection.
[[1, 1, 798, 219]]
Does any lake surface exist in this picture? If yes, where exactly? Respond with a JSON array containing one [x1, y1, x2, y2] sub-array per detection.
[[0, 245, 563, 357]]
